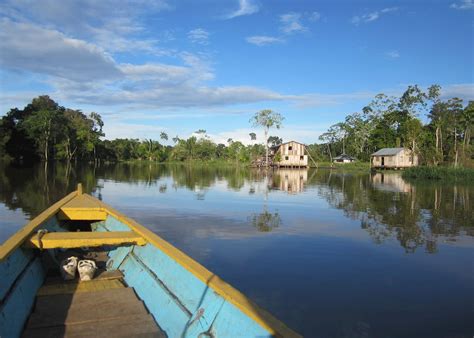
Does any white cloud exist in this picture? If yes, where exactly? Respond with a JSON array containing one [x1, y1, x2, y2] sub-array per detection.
[[308, 11, 321, 22], [441, 83, 474, 100], [386, 50, 400, 58], [0, 19, 122, 82], [450, 0, 474, 9], [224, 0, 259, 19], [209, 124, 328, 146], [246, 35, 283, 46], [0, 0, 170, 55], [280, 12, 307, 34], [351, 7, 398, 25], [188, 28, 210, 45]]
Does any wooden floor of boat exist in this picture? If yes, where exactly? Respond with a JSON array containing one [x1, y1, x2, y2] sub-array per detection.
[[22, 271, 166, 338]]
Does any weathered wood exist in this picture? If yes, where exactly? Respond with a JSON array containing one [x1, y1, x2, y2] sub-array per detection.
[[22, 314, 165, 338], [44, 270, 124, 285], [27, 288, 149, 328], [23, 231, 146, 249], [38, 279, 125, 296]]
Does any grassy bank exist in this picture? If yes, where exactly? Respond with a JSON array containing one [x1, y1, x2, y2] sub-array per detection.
[[402, 166, 474, 181], [315, 161, 371, 170]]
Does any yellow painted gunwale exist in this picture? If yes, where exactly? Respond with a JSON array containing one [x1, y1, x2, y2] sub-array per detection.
[[0, 185, 301, 337], [0, 190, 77, 261], [84, 193, 301, 337]]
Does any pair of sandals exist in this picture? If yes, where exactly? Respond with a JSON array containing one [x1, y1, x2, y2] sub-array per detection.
[[61, 257, 97, 281]]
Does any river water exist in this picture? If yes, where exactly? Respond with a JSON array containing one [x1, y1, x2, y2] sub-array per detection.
[[0, 163, 472, 337]]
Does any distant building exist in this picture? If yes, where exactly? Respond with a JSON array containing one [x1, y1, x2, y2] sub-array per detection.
[[333, 154, 356, 163], [271, 141, 308, 168], [371, 148, 418, 169]]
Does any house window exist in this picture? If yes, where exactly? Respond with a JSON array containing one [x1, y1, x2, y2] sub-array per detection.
[[288, 146, 292, 150], [300, 156, 304, 160], [285, 156, 289, 160]]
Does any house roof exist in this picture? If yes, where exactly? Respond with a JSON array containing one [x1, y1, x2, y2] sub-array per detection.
[[371, 148, 405, 156], [334, 154, 356, 160]]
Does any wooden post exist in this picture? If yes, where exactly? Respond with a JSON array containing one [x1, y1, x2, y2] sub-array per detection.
[[77, 183, 83, 195]]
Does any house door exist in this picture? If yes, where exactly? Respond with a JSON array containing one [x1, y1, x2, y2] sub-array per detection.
[[381, 157, 385, 166]]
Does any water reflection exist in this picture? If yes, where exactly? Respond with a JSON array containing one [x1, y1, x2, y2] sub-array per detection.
[[0, 162, 472, 251], [312, 170, 472, 253], [271, 169, 308, 194], [1, 162, 473, 337], [371, 172, 413, 193]]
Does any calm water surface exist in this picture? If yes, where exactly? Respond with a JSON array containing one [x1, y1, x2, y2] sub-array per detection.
[[0, 163, 473, 337]]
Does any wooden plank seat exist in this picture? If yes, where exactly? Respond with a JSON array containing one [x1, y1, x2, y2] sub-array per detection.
[[57, 194, 107, 221], [23, 231, 146, 249]]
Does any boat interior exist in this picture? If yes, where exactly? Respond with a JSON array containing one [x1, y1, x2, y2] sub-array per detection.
[[1, 186, 300, 338]]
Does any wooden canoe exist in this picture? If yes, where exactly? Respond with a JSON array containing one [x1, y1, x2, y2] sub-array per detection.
[[0, 184, 300, 338]]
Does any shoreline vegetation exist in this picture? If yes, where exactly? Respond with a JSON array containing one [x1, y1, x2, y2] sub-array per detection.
[[1, 84, 472, 179], [402, 166, 474, 181]]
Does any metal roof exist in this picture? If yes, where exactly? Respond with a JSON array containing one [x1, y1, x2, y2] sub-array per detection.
[[334, 154, 356, 160], [371, 148, 405, 156]]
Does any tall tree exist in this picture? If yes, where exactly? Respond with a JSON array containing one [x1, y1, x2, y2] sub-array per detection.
[[22, 108, 64, 162], [250, 109, 284, 167]]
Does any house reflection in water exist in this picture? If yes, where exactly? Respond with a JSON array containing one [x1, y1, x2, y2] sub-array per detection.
[[272, 169, 308, 194], [371, 172, 413, 193]]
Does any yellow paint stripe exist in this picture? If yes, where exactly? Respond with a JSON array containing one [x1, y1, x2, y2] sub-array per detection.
[[1, 185, 300, 337], [84, 193, 301, 337], [23, 231, 146, 249], [57, 209, 107, 220], [0, 190, 78, 261]]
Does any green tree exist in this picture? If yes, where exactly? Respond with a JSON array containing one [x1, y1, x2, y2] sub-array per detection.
[[160, 132, 168, 141], [250, 109, 284, 167], [22, 108, 64, 162], [267, 136, 282, 148]]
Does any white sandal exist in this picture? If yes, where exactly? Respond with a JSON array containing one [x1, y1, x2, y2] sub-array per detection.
[[78, 260, 97, 281], [60, 256, 78, 280]]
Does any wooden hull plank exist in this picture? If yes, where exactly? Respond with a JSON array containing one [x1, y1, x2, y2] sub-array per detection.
[[23, 314, 165, 338], [37, 279, 125, 296], [26, 288, 149, 328]]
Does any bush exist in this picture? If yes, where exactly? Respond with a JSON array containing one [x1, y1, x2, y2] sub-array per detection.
[[402, 166, 474, 181]]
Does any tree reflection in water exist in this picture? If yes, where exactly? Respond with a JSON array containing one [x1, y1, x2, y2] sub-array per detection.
[[311, 170, 472, 253], [249, 210, 282, 232], [0, 162, 471, 252]]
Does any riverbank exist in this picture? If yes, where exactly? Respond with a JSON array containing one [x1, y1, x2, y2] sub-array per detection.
[[314, 161, 371, 170], [402, 166, 474, 182]]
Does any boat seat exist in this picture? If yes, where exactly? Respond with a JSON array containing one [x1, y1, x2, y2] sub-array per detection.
[[57, 194, 107, 220], [23, 231, 146, 249]]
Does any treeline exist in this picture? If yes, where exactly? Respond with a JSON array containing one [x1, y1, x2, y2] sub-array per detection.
[[1, 87, 472, 166], [313, 85, 473, 166], [0, 96, 266, 164]]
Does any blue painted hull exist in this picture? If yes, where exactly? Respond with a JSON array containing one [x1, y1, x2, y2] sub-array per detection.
[[0, 193, 299, 338]]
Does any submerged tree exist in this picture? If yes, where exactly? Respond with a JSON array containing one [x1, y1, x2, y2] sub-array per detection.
[[250, 109, 284, 167]]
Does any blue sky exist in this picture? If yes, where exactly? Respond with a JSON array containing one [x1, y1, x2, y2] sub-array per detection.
[[0, 0, 473, 144]]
